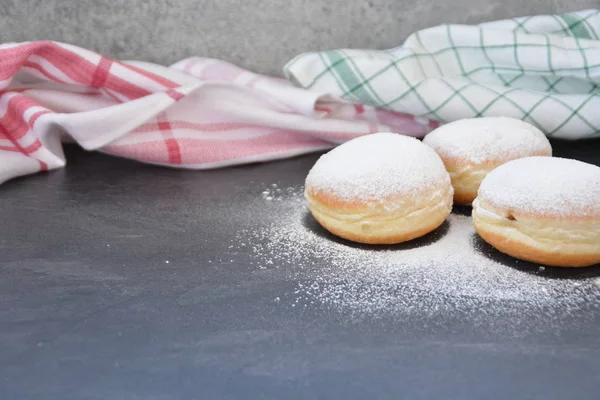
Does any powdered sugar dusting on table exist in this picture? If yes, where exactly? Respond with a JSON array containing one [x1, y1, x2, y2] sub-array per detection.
[[479, 157, 600, 217], [305, 133, 449, 203], [232, 184, 600, 322], [423, 117, 552, 164]]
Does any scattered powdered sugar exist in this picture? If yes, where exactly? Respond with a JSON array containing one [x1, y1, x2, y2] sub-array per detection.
[[479, 156, 600, 217], [234, 184, 600, 322], [261, 184, 304, 202], [423, 117, 551, 164], [305, 133, 449, 203]]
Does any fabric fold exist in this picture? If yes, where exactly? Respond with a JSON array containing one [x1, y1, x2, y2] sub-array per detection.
[[0, 41, 432, 185], [285, 9, 600, 140]]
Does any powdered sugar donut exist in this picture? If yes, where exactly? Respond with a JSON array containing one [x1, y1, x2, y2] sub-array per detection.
[[473, 157, 600, 267], [305, 133, 453, 245], [423, 117, 552, 205]]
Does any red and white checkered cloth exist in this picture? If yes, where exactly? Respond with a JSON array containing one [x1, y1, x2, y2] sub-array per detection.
[[0, 41, 436, 185]]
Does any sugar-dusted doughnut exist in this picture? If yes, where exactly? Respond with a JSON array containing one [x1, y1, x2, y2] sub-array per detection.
[[473, 156, 600, 267], [423, 117, 552, 205], [305, 133, 453, 245]]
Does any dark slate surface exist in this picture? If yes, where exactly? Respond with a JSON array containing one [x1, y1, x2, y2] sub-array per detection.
[[1, 140, 599, 400]]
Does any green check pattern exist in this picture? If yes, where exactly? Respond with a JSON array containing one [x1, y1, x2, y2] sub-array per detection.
[[284, 9, 600, 139]]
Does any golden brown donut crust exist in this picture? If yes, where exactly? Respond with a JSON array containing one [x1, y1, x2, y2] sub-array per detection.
[[472, 199, 600, 267], [304, 132, 454, 245], [423, 117, 552, 206], [311, 207, 448, 245], [474, 219, 600, 267], [306, 184, 453, 245], [439, 150, 551, 206]]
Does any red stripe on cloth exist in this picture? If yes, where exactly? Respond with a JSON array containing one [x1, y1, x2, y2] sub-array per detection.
[[21, 139, 43, 153], [34, 42, 152, 100], [131, 120, 368, 142], [103, 74, 154, 100], [156, 116, 182, 164], [0, 144, 24, 152], [0, 42, 94, 85], [0, 94, 50, 169], [0, 43, 45, 81], [375, 108, 419, 120], [0, 42, 153, 100], [164, 138, 182, 164], [133, 121, 258, 134], [120, 63, 179, 89], [23, 61, 69, 84], [39, 159, 48, 171], [0, 88, 32, 94], [29, 110, 51, 126], [90, 56, 113, 88], [0, 88, 103, 98], [103, 130, 331, 165], [0, 124, 47, 170], [0, 95, 48, 140], [314, 106, 332, 113], [101, 88, 125, 103], [354, 104, 365, 114], [165, 89, 184, 101], [0, 142, 43, 154], [0, 42, 187, 105]]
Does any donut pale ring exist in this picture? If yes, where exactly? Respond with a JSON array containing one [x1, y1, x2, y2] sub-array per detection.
[[423, 117, 552, 205], [473, 157, 600, 267], [305, 133, 453, 245]]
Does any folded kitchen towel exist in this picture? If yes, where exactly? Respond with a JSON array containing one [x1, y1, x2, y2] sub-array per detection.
[[285, 9, 600, 140], [0, 41, 434, 185]]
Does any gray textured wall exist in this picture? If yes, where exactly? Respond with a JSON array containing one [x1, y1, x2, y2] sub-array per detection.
[[1, 0, 598, 75]]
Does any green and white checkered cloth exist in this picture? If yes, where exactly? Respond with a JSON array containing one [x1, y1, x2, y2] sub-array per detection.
[[284, 9, 600, 140]]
